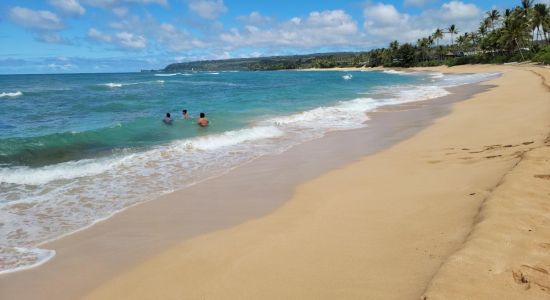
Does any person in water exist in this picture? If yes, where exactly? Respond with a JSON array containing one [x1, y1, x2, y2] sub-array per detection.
[[197, 112, 209, 127], [163, 112, 173, 124], [182, 109, 189, 119]]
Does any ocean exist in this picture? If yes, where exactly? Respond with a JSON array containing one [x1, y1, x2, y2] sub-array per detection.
[[0, 69, 500, 274]]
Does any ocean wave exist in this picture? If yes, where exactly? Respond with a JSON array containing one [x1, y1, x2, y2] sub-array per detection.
[[383, 70, 414, 75], [154, 73, 180, 77], [206, 72, 220, 75], [342, 74, 353, 80], [98, 80, 166, 88], [180, 126, 284, 151], [0, 91, 23, 98], [0, 156, 129, 185], [101, 83, 123, 88], [0, 127, 283, 186]]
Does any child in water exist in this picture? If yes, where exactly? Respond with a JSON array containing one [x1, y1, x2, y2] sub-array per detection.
[[197, 112, 209, 127], [182, 109, 189, 119], [163, 112, 173, 124]]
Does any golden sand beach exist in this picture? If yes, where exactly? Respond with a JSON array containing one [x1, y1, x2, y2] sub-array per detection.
[[76, 65, 550, 300]]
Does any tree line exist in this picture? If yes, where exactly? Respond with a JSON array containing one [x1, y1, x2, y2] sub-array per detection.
[[364, 0, 550, 67]]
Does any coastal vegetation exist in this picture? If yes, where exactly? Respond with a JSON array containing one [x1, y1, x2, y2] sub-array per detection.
[[162, 1, 550, 72]]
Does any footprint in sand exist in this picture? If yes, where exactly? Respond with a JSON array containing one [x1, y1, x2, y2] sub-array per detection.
[[512, 265, 550, 292], [534, 174, 550, 180]]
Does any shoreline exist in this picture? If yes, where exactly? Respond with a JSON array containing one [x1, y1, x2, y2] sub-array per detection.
[[83, 65, 549, 299], [2, 65, 549, 299], [0, 71, 487, 299]]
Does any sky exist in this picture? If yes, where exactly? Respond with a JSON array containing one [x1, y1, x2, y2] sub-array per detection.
[[0, 0, 549, 74]]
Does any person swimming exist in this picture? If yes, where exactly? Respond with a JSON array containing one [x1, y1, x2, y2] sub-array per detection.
[[182, 109, 189, 119], [197, 112, 209, 127], [163, 112, 173, 124]]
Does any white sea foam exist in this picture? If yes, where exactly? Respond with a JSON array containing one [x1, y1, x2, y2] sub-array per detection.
[[0, 127, 282, 186], [0, 157, 129, 185], [207, 72, 220, 75], [100, 80, 165, 88], [428, 72, 445, 79], [383, 70, 413, 75], [342, 74, 353, 80], [154, 73, 180, 77], [0, 91, 23, 98], [180, 126, 284, 151], [0, 247, 55, 275], [102, 83, 123, 88], [438, 72, 501, 87]]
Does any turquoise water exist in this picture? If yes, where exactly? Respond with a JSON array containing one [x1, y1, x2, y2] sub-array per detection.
[[0, 69, 500, 273], [0, 71, 415, 167]]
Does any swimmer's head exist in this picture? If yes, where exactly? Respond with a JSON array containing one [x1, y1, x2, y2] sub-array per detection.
[[166, 113, 171, 118], [200, 112, 205, 118]]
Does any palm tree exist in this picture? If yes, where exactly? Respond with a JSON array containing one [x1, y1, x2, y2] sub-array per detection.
[[479, 21, 488, 38], [432, 28, 444, 47], [501, 8, 530, 58], [389, 40, 399, 62], [521, 0, 534, 12], [486, 9, 501, 31], [533, 3, 549, 43], [447, 24, 458, 47], [505, 9, 512, 18]]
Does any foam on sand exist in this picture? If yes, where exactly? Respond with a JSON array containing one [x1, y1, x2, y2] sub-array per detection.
[[0, 247, 55, 275]]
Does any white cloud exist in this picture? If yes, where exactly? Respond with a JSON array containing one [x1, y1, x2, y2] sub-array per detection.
[[364, 3, 404, 26], [404, 0, 435, 7], [49, 0, 85, 16], [157, 23, 207, 51], [112, 7, 128, 17], [237, 11, 272, 25], [188, 0, 227, 19], [363, 1, 482, 46], [438, 1, 480, 21], [9, 6, 64, 31], [83, 0, 166, 6], [87, 27, 147, 49], [363, 3, 428, 43], [220, 10, 359, 49], [38, 33, 65, 43], [115, 31, 147, 48], [47, 63, 77, 70], [88, 27, 112, 42]]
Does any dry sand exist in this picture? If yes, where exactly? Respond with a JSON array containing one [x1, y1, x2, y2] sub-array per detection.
[[82, 65, 550, 300]]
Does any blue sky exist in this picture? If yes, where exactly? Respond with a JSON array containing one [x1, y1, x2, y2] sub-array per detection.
[[0, 0, 548, 73]]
